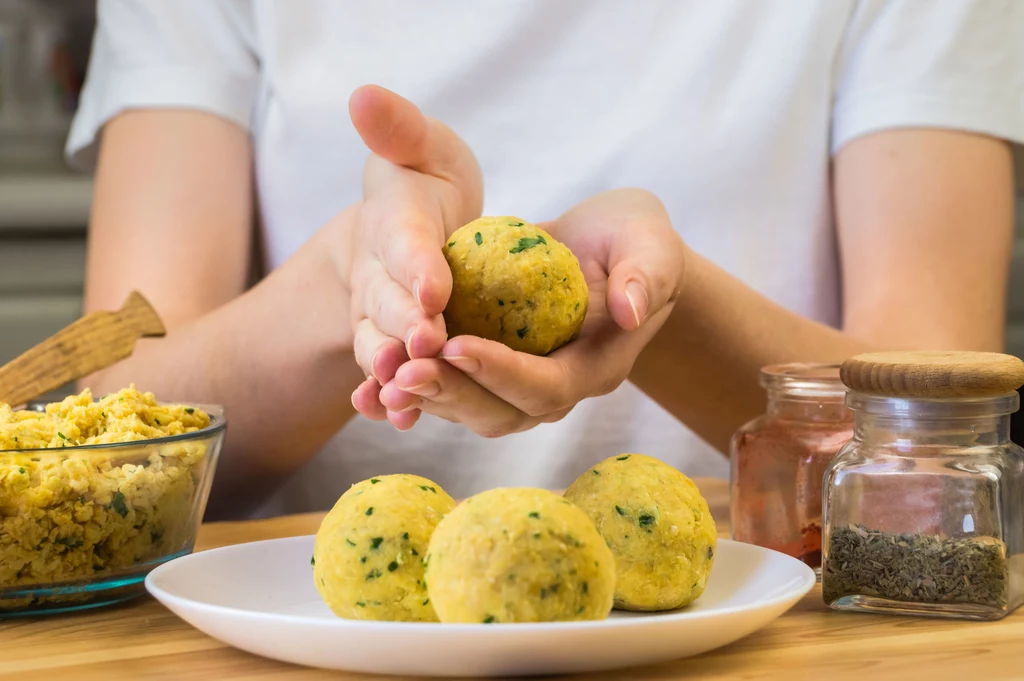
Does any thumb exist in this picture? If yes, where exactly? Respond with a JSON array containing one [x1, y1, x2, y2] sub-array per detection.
[[560, 188, 684, 332], [349, 85, 482, 222]]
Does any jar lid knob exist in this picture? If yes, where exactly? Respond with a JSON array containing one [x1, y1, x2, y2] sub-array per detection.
[[840, 351, 1024, 397]]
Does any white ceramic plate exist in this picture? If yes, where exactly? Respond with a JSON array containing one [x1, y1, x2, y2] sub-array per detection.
[[146, 536, 815, 677]]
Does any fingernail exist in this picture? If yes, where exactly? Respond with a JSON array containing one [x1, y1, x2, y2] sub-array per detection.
[[401, 382, 439, 397], [444, 355, 480, 374], [412, 279, 423, 310], [624, 280, 649, 328], [406, 326, 418, 351], [369, 347, 383, 378]]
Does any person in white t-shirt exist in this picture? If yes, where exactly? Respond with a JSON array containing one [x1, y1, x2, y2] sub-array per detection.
[[69, 0, 1024, 518]]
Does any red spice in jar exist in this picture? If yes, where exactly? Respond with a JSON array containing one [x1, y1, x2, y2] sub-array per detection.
[[730, 364, 852, 572]]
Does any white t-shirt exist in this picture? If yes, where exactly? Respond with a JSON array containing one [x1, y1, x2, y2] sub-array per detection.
[[69, 0, 1024, 515]]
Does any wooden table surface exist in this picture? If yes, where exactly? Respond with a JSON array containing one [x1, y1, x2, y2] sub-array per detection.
[[1, 478, 1022, 681]]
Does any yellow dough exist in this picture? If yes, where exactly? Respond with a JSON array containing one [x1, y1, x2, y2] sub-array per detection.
[[564, 454, 717, 611], [425, 488, 615, 623], [313, 475, 455, 621], [443, 216, 588, 355]]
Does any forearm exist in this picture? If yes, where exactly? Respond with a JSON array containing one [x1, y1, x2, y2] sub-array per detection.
[[86, 208, 364, 518], [630, 249, 872, 454]]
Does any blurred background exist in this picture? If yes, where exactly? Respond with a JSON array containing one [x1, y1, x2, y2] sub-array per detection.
[[1, 1, 1023, 415]]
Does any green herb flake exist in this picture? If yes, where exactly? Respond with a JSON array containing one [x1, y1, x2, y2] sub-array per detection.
[[508, 221, 524, 227], [498, 299, 504, 306], [575, 303, 580, 311], [411, 547, 419, 556], [708, 546, 714, 560], [402, 532, 409, 540], [184, 408, 194, 414], [582, 581, 589, 594], [615, 505, 627, 516], [366, 568, 382, 581], [448, 240, 456, 248], [639, 513, 656, 527], [419, 485, 437, 493], [370, 537, 384, 550], [361, 556, 367, 564], [533, 532, 542, 539], [356, 601, 366, 607], [18, 467, 25, 474], [616, 455, 631, 461], [387, 561, 399, 572], [110, 491, 129, 518], [509, 235, 547, 254], [483, 615, 496, 624], [592, 469, 600, 475], [576, 606, 585, 614], [345, 538, 357, 547], [422, 598, 430, 606], [366, 507, 374, 516], [516, 326, 529, 339], [310, 555, 315, 566], [528, 512, 540, 519], [542, 272, 547, 278], [370, 478, 381, 484], [57, 432, 68, 441], [154, 418, 161, 426], [474, 232, 483, 245]]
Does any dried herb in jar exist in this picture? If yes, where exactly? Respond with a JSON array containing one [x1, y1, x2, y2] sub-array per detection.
[[823, 525, 1009, 608]]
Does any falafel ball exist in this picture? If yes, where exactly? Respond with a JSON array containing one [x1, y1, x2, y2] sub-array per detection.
[[443, 216, 588, 355], [425, 488, 615, 623], [313, 474, 456, 621], [564, 454, 717, 611]]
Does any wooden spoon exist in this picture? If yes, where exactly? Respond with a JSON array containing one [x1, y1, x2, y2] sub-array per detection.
[[0, 291, 165, 407]]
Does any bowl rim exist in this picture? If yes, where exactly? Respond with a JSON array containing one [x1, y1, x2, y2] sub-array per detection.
[[1, 403, 227, 455]]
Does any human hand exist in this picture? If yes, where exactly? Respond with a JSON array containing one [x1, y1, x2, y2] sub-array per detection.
[[346, 85, 483, 430], [371, 188, 686, 436]]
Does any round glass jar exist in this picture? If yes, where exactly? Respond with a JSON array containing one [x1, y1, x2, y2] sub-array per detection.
[[730, 364, 853, 573], [822, 351, 1024, 620]]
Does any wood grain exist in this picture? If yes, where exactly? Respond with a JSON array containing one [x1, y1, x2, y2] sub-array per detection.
[[0, 291, 165, 407], [841, 350, 1024, 397], [1, 478, 1021, 681]]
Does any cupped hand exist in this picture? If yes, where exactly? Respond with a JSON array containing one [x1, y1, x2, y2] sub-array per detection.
[[346, 85, 483, 430], [373, 188, 687, 437]]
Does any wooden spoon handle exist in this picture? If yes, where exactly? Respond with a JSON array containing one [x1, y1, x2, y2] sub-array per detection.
[[0, 291, 165, 407]]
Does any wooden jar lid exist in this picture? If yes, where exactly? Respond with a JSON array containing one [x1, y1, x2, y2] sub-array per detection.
[[840, 351, 1024, 398]]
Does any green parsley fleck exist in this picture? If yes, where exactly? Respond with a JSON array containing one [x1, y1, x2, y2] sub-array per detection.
[[448, 240, 456, 248], [639, 513, 656, 527], [57, 432, 68, 441], [498, 299, 504, 306], [533, 532, 542, 539], [616, 455, 631, 461], [419, 485, 437, 493], [184, 408, 194, 414], [576, 606, 585, 614], [615, 505, 627, 516], [18, 467, 25, 474], [370, 478, 381, 484], [474, 232, 483, 245], [310, 555, 315, 566], [575, 302, 580, 311], [56, 536, 82, 549], [402, 532, 409, 540], [582, 581, 589, 594], [509, 235, 547, 254], [708, 546, 714, 560], [356, 601, 366, 607], [483, 615, 495, 624], [110, 491, 129, 517], [410, 547, 419, 556], [370, 537, 384, 549], [366, 568, 382, 581], [366, 507, 374, 516], [542, 272, 547, 277], [516, 326, 529, 339], [592, 469, 600, 475], [508, 221, 524, 227], [422, 598, 430, 606], [387, 561, 399, 572], [345, 538, 357, 547], [361, 556, 367, 563], [528, 512, 540, 519], [154, 418, 161, 426]]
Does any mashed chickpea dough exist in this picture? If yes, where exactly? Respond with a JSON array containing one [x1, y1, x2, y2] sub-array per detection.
[[0, 387, 212, 607], [443, 216, 588, 355]]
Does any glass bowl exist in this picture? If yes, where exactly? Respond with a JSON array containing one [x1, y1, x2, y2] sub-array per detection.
[[0, 405, 225, 616]]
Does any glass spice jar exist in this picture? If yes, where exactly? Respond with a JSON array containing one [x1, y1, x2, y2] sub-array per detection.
[[822, 351, 1024, 620], [730, 364, 853, 574]]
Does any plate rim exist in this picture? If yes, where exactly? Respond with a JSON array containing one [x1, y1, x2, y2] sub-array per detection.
[[146, 535, 817, 633]]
